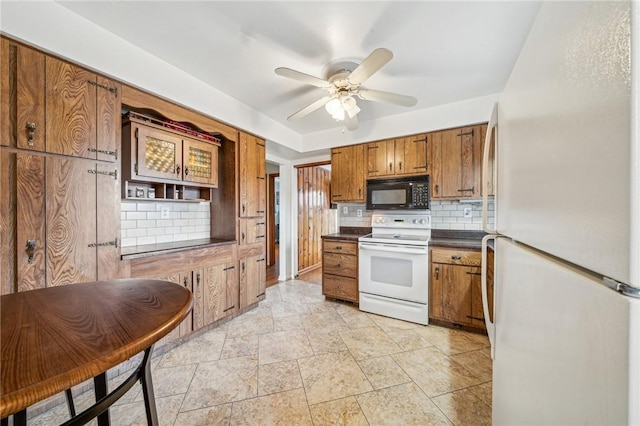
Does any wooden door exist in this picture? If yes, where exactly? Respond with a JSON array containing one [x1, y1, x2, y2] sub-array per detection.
[[239, 133, 266, 217], [158, 272, 182, 344], [45, 57, 97, 158], [397, 134, 428, 176], [96, 162, 120, 281], [331, 144, 365, 203], [441, 264, 473, 325], [367, 140, 394, 177], [183, 138, 218, 187], [135, 125, 182, 181], [1, 40, 46, 151], [179, 272, 193, 336], [203, 263, 226, 325], [429, 262, 444, 320], [224, 263, 238, 316], [46, 157, 97, 287], [193, 269, 205, 330], [95, 76, 120, 162]]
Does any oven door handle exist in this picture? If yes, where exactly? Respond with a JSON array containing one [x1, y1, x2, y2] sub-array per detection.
[[358, 243, 428, 255]]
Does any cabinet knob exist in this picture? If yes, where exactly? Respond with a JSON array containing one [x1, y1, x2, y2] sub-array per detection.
[[176, 164, 181, 175], [184, 166, 189, 176], [451, 255, 462, 260], [335, 246, 342, 250], [399, 161, 402, 170], [26, 122, 36, 147], [435, 266, 440, 279]]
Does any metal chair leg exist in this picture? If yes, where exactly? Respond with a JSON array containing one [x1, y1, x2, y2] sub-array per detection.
[[65, 388, 76, 417]]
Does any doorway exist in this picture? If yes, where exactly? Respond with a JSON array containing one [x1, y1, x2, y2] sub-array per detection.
[[266, 169, 280, 286]]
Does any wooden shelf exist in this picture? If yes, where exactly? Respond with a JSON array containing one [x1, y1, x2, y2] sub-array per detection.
[[123, 181, 211, 203]]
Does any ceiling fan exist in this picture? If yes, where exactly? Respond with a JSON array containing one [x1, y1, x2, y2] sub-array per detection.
[[275, 48, 417, 131]]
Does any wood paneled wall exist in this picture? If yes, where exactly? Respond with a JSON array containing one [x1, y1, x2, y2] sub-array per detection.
[[297, 166, 336, 273]]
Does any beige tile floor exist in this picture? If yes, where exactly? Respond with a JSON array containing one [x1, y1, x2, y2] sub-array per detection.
[[29, 279, 492, 425]]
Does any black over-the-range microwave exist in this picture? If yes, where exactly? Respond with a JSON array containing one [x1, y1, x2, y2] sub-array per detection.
[[366, 175, 430, 210]]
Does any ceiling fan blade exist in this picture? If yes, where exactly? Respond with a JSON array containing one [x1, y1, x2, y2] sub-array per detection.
[[347, 48, 393, 85], [287, 96, 332, 120], [358, 89, 417, 107], [275, 67, 332, 88], [344, 114, 359, 131]]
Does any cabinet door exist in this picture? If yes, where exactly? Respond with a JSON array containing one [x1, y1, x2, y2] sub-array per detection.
[[179, 272, 193, 336], [183, 138, 218, 187], [193, 269, 205, 330], [397, 135, 428, 176], [429, 262, 445, 320], [367, 140, 394, 177], [203, 263, 226, 325], [96, 162, 120, 281], [95, 76, 120, 163], [441, 264, 473, 325], [1, 152, 47, 294], [225, 263, 238, 316], [240, 253, 266, 308], [1, 40, 46, 151], [45, 56, 96, 158], [158, 272, 183, 344], [46, 157, 97, 286], [135, 125, 182, 181], [331, 144, 365, 202], [469, 266, 486, 328], [239, 133, 266, 217]]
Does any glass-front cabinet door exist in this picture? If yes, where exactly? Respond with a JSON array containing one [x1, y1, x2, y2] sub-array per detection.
[[135, 126, 182, 181], [182, 139, 218, 187]]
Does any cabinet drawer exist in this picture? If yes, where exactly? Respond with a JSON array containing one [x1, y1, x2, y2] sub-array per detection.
[[431, 248, 481, 266], [322, 274, 358, 302], [323, 240, 357, 256], [323, 253, 357, 277]]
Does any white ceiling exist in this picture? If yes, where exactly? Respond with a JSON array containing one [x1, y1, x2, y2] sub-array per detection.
[[57, 1, 541, 141]]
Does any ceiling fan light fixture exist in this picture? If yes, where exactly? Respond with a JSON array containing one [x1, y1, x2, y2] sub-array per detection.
[[342, 96, 360, 118], [325, 97, 345, 121]]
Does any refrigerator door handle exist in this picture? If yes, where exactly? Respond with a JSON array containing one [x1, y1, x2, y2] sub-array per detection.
[[482, 102, 498, 234], [482, 234, 498, 359]]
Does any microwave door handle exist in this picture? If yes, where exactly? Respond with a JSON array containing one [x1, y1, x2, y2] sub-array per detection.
[[482, 102, 498, 234]]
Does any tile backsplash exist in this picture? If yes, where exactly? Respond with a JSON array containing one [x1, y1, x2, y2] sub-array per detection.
[[337, 200, 494, 230], [120, 201, 211, 247]]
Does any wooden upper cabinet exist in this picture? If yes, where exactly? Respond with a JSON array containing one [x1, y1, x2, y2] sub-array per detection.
[[1, 40, 46, 151], [122, 119, 219, 187], [366, 139, 395, 177], [239, 132, 266, 217], [0, 39, 120, 160], [331, 144, 365, 203], [366, 136, 428, 179], [45, 56, 120, 161], [395, 134, 428, 176], [431, 125, 484, 199]]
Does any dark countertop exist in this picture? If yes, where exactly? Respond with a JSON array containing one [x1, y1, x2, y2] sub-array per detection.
[[121, 238, 236, 260], [322, 226, 372, 241], [429, 230, 487, 250]]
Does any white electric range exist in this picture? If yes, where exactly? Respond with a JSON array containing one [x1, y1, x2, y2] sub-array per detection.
[[358, 212, 431, 325]]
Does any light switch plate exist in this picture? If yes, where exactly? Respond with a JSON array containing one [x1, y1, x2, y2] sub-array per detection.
[[463, 207, 472, 218]]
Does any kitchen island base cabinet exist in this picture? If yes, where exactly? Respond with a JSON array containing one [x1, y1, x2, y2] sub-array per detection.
[[429, 247, 492, 332], [322, 239, 358, 303]]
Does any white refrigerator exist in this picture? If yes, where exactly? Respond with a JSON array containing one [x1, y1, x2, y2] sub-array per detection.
[[480, 1, 640, 425]]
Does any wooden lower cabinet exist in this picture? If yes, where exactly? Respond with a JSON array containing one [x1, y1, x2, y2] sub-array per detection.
[[430, 247, 492, 330], [129, 244, 238, 345], [322, 239, 358, 303], [239, 250, 266, 308]]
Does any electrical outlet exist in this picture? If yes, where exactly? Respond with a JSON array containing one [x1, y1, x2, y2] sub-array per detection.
[[357, 209, 363, 218], [463, 206, 472, 218], [161, 206, 170, 219], [343, 206, 349, 215]]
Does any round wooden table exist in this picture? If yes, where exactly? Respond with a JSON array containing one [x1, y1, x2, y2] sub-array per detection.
[[0, 279, 192, 425]]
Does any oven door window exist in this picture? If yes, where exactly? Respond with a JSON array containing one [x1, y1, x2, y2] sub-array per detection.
[[358, 242, 429, 304], [371, 255, 412, 287]]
